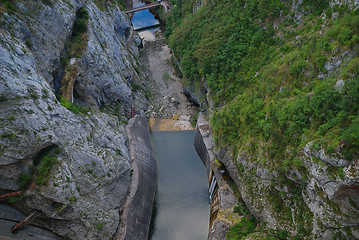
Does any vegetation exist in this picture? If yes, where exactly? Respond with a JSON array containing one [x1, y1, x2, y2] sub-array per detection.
[[0, 0, 53, 15], [17, 173, 33, 190], [164, 0, 359, 239], [0, 0, 16, 14], [131, 82, 144, 92], [165, 0, 359, 161], [56, 94, 90, 114], [17, 146, 62, 190], [35, 155, 57, 185], [1, 132, 17, 140], [94, 0, 126, 10], [95, 223, 103, 230], [226, 215, 257, 240], [67, 8, 89, 59]]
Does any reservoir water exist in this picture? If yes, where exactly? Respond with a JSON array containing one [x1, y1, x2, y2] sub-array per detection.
[[131, 0, 160, 41], [150, 131, 209, 240]]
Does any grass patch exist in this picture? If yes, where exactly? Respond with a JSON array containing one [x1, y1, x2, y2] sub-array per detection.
[[17, 146, 62, 189], [56, 94, 90, 114], [226, 215, 257, 240], [131, 82, 144, 92]]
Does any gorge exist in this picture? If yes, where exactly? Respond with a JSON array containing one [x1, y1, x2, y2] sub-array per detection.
[[1, 0, 359, 240]]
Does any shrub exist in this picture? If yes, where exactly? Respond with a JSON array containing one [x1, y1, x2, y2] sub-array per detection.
[[1, 132, 17, 140], [276, 230, 289, 240], [35, 155, 57, 186], [226, 216, 257, 240], [41, 0, 52, 6], [95, 223, 103, 230], [57, 94, 90, 114], [17, 173, 32, 190], [131, 83, 143, 92], [3, 0, 16, 13], [25, 39, 32, 49]]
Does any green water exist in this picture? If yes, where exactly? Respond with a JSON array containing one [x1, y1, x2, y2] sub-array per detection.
[[150, 131, 209, 240]]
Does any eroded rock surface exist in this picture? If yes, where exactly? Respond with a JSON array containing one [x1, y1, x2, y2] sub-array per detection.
[[0, 0, 146, 239]]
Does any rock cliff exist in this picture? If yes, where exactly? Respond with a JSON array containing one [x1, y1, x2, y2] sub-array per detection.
[[0, 0, 148, 239]]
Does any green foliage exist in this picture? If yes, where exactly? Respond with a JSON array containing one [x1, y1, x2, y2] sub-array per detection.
[[0, 95, 7, 102], [68, 195, 76, 203], [17, 173, 33, 190], [166, 1, 358, 237], [169, 4, 359, 160], [72, 9, 88, 40], [275, 230, 289, 240], [25, 39, 32, 49], [61, 8, 89, 60], [41, 0, 52, 6], [114, 0, 126, 9], [1, 132, 17, 141], [95, 223, 103, 230], [336, 167, 345, 179], [6, 115, 15, 121], [191, 113, 198, 128], [226, 216, 257, 240], [35, 155, 57, 185], [16, 146, 62, 189], [340, 113, 359, 159], [0, 0, 16, 13], [131, 82, 144, 92], [9, 195, 25, 203], [301, 0, 329, 15], [57, 94, 90, 114]]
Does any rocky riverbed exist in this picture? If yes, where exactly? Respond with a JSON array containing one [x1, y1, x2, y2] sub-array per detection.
[[139, 31, 198, 131]]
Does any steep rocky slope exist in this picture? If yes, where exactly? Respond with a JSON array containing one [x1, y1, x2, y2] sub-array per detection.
[[165, 0, 359, 239], [0, 0, 148, 239]]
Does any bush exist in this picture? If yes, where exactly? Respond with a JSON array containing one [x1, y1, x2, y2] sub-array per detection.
[[18, 146, 62, 189], [3, 0, 16, 13], [95, 223, 103, 230], [41, 0, 52, 6], [301, 0, 329, 15], [276, 230, 289, 240], [131, 83, 143, 92], [17, 173, 32, 190], [35, 155, 57, 186], [226, 216, 257, 240], [57, 94, 90, 114], [72, 9, 88, 39], [1, 132, 17, 141]]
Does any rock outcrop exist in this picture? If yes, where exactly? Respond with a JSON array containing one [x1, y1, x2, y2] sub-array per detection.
[[194, 113, 241, 240], [196, 108, 359, 239], [0, 0, 148, 239]]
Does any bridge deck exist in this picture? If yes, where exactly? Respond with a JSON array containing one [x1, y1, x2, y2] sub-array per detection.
[[124, 3, 161, 14]]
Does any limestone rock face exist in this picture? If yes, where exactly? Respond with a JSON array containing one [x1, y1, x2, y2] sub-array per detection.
[[75, 1, 138, 107], [0, 0, 144, 239], [212, 130, 359, 238]]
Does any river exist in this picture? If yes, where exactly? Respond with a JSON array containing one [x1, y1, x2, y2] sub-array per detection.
[[150, 131, 209, 240], [130, 2, 210, 239]]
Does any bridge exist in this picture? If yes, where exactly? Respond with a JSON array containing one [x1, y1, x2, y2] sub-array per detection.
[[124, 3, 162, 14]]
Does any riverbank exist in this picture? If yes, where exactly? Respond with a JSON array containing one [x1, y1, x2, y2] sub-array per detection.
[[139, 31, 198, 131]]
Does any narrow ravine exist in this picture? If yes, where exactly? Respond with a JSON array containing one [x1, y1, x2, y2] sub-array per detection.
[[129, 1, 210, 239]]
